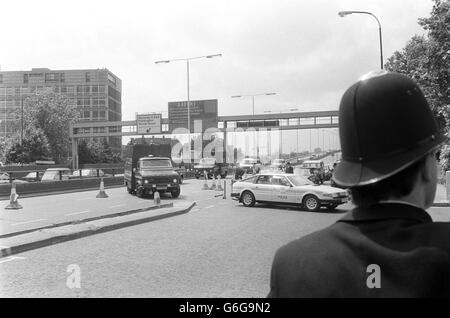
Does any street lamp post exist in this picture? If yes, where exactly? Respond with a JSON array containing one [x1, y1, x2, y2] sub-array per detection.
[[338, 10, 384, 70], [155, 54, 222, 161], [21, 96, 23, 145], [231, 92, 277, 116], [231, 93, 277, 158]]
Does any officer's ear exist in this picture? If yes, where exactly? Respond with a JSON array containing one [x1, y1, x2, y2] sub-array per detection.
[[421, 151, 437, 183]]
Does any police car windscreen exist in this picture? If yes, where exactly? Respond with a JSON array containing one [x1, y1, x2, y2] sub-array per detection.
[[286, 175, 313, 186], [141, 159, 172, 168]]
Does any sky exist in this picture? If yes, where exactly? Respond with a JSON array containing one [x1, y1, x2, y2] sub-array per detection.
[[0, 0, 435, 155]]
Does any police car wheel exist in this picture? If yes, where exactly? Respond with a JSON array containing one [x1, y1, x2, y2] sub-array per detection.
[[303, 195, 320, 212], [241, 191, 255, 207]]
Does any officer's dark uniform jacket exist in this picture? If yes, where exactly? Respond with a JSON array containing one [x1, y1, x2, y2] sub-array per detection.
[[268, 202, 450, 297]]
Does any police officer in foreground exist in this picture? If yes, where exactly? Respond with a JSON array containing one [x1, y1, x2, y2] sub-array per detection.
[[268, 71, 450, 297]]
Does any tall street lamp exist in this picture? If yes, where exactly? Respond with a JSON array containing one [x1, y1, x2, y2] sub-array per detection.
[[155, 54, 222, 160], [338, 10, 384, 69], [231, 92, 277, 116]]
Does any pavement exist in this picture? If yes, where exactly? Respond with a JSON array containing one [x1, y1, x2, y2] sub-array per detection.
[[432, 183, 449, 206], [0, 177, 231, 259], [0, 184, 201, 258]]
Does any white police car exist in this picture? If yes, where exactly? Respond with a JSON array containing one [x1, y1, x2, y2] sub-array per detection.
[[231, 173, 349, 211]]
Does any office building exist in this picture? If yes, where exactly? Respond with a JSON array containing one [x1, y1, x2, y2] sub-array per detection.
[[0, 68, 122, 152]]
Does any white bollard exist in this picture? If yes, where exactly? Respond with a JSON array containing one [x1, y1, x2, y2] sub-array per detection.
[[216, 174, 223, 191]]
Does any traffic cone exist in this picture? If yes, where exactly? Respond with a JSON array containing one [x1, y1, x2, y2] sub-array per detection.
[[216, 175, 223, 191], [154, 191, 161, 206], [209, 174, 217, 190], [96, 178, 109, 198], [5, 182, 22, 210], [202, 171, 209, 190]]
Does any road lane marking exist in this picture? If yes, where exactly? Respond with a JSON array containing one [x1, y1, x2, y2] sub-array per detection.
[[109, 204, 126, 208], [11, 219, 46, 226], [75, 198, 93, 201], [190, 208, 200, 212], [65, 210, 90, 216], [204, 205, 215, 209], [0, 256, 26, 264], [195, 197, 217, 203]]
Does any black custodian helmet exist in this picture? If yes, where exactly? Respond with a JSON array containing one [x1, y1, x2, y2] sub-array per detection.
[[333, 71, 447, 187]]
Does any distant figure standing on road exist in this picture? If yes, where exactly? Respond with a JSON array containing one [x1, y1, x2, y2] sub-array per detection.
[[252, 163, 260, 175], [284, 162, 293, 174], [268, 71, 450, 297]]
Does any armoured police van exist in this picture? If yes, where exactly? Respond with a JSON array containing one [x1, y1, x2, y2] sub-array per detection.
[[123, 144, 181, 198]]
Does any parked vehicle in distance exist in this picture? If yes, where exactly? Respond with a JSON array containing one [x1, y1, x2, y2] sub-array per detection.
[[71, 169, 105, 178], [269, 159, 286, 171], [41, 168, 72, 181], [194, 157, 228, 179], [234, 157, 262, 179], [0, 172, 10, 183], [20, 171, 44, 182], [231, 173, 349, 211]]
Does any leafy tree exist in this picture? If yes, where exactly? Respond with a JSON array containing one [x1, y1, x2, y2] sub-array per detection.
[[12, 88, 80, 163], [385, 0, 450, 131], [78, 139, 122, 164], [0, 136, 17, 164], [5, 127, 51, 164], [385, 0, 450, 180]]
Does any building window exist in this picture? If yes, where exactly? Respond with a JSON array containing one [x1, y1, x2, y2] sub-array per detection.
[[77, 99, 83, 106], [0, 74, 3, 84], [45, 73, 59, 83], [60, 73, 65, 83], [99, 99, 106, 106], [84, 98, 90, 106], [61, 86, 67, 93], [107, 73, 116, 87], [92, 99, 98, 106], [99, 111, 106, 119], [98, 85, 105, 93], [83, 111, 90, 119], [85, 72, 91, 83], [77, 85, 83, 93], [92, 85, 98, 93], [84, 86, 90, 93], [23, 74, 29, 84], [93, 111, 98, 119]]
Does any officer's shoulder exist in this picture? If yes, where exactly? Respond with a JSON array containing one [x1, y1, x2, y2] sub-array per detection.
[[275, 224, 339, 259]]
